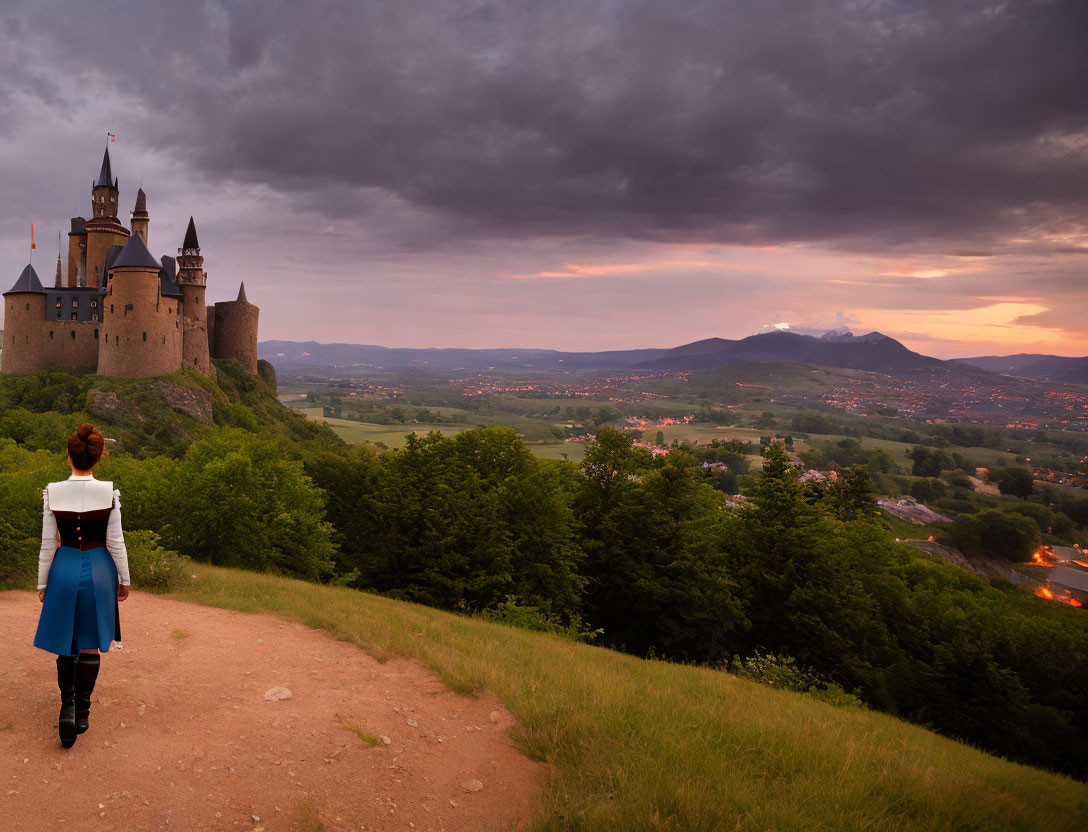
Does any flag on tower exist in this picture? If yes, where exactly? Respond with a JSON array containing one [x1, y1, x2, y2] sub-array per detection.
[[107, 132, 116, 142], [30, 221, 35, 250]]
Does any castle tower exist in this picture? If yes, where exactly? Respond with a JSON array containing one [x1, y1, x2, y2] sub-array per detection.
[[212, 281, 259, 374], [2, 265, 48, 372], [130, 188, 149, 245], [97, 234, 182, 377], [175, 217, 211, 374], [67, 217, 87, 287], [91, 148, 118, 219], [83, 148, 129, 289]]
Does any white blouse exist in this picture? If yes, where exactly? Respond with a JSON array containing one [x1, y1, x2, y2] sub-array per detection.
[[38, 474, 131, 590]]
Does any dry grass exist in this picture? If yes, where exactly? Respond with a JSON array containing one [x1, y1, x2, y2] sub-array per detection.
[[332, 713, 384, 747]]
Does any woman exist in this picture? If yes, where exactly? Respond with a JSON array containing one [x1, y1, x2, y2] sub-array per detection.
[[33, 423, 130, 748]]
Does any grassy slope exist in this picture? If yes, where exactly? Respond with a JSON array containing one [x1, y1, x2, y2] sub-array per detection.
[[167, 562, 1087, 832]]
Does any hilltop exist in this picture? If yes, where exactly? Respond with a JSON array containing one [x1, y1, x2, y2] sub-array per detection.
[[0, 357, 342, 457]]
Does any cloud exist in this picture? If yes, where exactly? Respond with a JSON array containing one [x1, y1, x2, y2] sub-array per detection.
[[0, 1, 1085, 356], [1, 0, 1085, 254]]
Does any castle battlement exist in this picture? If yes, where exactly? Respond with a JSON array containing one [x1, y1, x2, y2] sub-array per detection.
[[2, 147, 259, 378]]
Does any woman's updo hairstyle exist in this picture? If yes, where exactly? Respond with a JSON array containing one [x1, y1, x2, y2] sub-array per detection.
[[68, 423, 106, 470]]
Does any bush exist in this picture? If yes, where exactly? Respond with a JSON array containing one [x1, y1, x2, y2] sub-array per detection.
[[475, 596, 602, 643], [125, 529, 193, 591], [726, 650, 865, 709], [0, 523, 36, 588]]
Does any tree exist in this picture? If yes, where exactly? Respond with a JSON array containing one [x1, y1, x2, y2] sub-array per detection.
[[949, 510, 1040, 560], [991, 467, 1035, 500], [754, 411, 777, 429], [906, 446, 952, 478], [164, 430, 337, 581], [825, 466, 878, 521], [573, 427, 745, 661]]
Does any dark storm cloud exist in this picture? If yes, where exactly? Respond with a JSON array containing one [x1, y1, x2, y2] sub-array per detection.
[[2, 0, 1086, 252]]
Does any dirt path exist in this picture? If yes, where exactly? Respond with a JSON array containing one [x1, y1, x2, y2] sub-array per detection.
[[0, 591, 545, 831]]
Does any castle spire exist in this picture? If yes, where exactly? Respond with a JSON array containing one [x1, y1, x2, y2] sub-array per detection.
[[237, 281, 247, 302], [131, 187, 149, 244], [55, 255, 62, 288], [94, 146, 117, 189], [182, 216, 199, 251]]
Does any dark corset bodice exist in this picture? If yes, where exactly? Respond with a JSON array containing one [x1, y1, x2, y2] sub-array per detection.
[[53, 508, 111, 549]]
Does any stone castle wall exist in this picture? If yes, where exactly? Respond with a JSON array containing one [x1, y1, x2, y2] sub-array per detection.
[[97, 267, 183, 377], [85, 227, 129, 288], [3, 294, 100, 371], [180, 284, 211, 374], [212, 299, 259, 374]]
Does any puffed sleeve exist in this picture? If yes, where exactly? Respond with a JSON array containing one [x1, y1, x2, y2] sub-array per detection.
[[106, 488, 131, 586], [38, 487, 59, 591]]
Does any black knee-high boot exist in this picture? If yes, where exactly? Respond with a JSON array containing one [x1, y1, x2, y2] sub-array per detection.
[[74, 652, 100, 735], [56, 654, 77, 748]]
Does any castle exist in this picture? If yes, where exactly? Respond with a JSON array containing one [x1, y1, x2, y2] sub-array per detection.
[[2, 147, 259, 378]]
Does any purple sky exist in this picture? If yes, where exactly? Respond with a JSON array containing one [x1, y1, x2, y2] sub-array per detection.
[[1, 1, 1086, 358]]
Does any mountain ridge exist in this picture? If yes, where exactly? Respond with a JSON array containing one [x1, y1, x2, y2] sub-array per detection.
[[259, 328, 942, 375]]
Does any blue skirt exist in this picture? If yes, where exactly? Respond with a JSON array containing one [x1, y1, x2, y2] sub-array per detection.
[[34, 545, 121, 656]]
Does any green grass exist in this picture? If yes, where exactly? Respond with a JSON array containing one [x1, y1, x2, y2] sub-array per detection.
[[524, 440, 589, 461], [164, 562, 1088, 831]]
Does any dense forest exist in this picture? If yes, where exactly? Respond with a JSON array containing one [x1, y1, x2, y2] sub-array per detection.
[[0, 367, 1085, 780]]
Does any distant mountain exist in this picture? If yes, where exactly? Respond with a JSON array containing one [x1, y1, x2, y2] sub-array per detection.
[[257, 340, 671, 372], [954, 354, 1088, 384], [635, 330, 942, 374], [259, 328, 943, 376]]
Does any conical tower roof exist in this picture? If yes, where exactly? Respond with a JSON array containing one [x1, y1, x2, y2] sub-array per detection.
[[5, 264, 45, 294], [237, 281, 247, 302], [182, 216, 199, 250], [111, 232, 161, 270], [94, 147, 117, 189], [134, 187, 147, 212]]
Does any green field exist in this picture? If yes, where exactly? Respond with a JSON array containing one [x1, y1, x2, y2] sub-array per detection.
[[293, 408, 464, 446], [166, 562, 1088, 831]]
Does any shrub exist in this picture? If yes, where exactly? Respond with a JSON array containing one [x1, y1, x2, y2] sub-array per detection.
[[125, 529, 193, 590], [726, 650, 865, 708], [0, 524, 36, 588], [476, 596, 602, 643]]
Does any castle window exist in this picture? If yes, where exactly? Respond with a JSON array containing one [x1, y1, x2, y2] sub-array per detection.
[[56, 298, 62, 308], [163, 336, 167, 344], [49, 330, 54, 339], [115, 335, 119, 344], [90, 300, 96, 308], [71, 312, 77, 321], [110, 197, 115, 203], [99, 196, 104, 203], [92, 314, 98, 321], [94, 329, 99, 339], [70, 330, 76, 339], [72, 298, 78, 308], [110, 304, 114, 313], [25, 302, 30, 311], [142, 332, 147, 341]]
